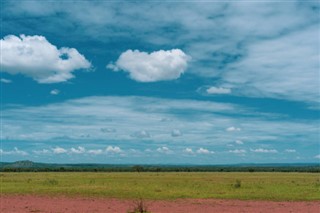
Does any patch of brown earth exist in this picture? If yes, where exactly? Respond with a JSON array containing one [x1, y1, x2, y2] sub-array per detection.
[[1, 195, 319, 213]]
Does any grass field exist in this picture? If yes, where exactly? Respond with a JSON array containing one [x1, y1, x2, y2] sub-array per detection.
[[0, 172, 319, 201]]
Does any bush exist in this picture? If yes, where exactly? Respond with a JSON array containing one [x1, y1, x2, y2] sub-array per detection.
[[128, 199, 149, 213], [233, 179, 241, 188]]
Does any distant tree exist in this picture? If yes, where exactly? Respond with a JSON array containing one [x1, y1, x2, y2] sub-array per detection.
[[132, 165, 144, 173]]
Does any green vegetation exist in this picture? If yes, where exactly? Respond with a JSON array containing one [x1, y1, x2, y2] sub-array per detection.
[[1, 161, 319, 172], [0, 172, 319, 201]]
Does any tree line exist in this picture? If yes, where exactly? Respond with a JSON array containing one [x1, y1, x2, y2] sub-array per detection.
[[1, 165, 319, 173]]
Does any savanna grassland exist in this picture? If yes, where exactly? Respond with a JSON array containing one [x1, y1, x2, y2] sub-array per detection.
[[1, 172, 319, 201]]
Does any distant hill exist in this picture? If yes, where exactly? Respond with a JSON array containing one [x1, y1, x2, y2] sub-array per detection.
[[0, 160, 319, 172]]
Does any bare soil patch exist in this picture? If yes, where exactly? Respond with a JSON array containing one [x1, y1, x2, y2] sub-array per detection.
[[1, 195, 319, 213]]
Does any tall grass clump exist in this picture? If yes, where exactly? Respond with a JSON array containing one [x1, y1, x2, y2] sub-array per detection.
[[128, 199, 149, 213], [233, 179, 241, 188]]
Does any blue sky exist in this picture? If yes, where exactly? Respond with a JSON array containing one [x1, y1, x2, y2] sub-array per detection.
[[0, 0, 319, 164]]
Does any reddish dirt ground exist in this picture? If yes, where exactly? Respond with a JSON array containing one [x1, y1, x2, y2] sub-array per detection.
[[1, 195, 319, 213]]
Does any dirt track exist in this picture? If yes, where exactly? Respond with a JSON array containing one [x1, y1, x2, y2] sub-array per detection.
[[1, 195, 319, 213]]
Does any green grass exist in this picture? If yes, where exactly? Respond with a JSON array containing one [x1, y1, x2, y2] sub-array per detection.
[[0, 172, 319, 201]]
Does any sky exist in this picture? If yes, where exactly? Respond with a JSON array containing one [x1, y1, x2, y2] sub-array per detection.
[[0, 0, 319, 164]]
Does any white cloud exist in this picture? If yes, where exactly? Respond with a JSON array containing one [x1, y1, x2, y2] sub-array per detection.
[[314, 154, 320, 159], [0, 78, 12, 83], [229, 149, 246, 154], [196, 147, 214, 154], [206, 87, 231, 95], [1, 34, 91, 83], [52, 147, 67, 154], [157, 146, 171, 154], [222, 25, 319, 103], [4, 2, 318, 103], [131, 130, 151, 138], [284, 149, 296, 153], [33, 149, 50, 154], [235, 140, 243, 145], [226, 126, 241, 132], [1, 96, 318, 152], [87, 149, 103, 155], [50, 89, 60, 95], [100, 128, 116, 133], [250, 148, 278, 153], [70, 146, 85, 154], [171, 129, 182, 137], [183, 148, 194, 154], [107, 49, 190, 82], [106, 146, 122, 153], [0, 147, 28, 156]]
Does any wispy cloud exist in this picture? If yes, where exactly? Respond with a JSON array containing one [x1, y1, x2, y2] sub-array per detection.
[[250, 148, 278, 153], [0, 147, 28, 156], [2, 96, 318, 150], [284, 149, 296, 153], [206, 87, 231, 95], [0, 78, 12, 83], [235, 140, 243, 145], [226, 126, 241, 132], [171, 129, 182, 137], [3, 1, 318, 102]]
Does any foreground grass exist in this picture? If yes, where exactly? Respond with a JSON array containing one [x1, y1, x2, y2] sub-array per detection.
[[0, 172, 319, 201]]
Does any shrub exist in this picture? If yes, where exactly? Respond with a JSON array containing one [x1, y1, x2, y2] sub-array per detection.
[[128, 199, 149, 213], [233, 179, 241, 188]]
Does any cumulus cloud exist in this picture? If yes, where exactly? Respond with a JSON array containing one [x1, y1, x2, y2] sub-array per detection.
[[33, 149, 50, 154], [1, 95, 318, 161], [206, 87, 231, 95], [229, 149, 246, 154], [314, 154, 320, 159], [107, 49, 190, 82], [157, 146, 171, 154], [235, 140, 243, 145], [226, 126, 241, 132], [70, 146, 85, 154], [52, 147, 67, 154], [0, 147, 28, 155], [0, 78, 12, 83], [1, 34, 91, 83], [131, 130, 151, 138], [196, 148, 214, 154], [171, 129, 182, 137], [183, 148, 194, 154], [50, 89, 60, 95], [284, 149, 296, 153], [87, 149, 103, 155], [250, 148, 278, 153], [106, 146, 122, 153]]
